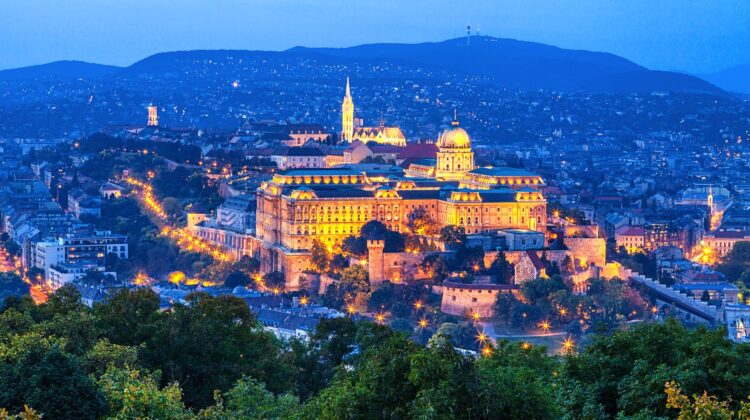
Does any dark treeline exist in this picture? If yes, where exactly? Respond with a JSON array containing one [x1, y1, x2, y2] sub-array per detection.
[[80, 132, 202, 164], [1, 286, 749, 419]]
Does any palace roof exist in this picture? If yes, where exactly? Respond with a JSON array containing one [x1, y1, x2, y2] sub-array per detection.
[[469, 167, 540, 177]]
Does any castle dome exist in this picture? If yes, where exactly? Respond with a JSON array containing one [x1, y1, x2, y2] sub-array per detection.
[[437, 119, 471, 149]]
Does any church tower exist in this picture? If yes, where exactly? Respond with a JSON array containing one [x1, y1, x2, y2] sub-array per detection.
[[147, 105, 158, 127], [341, 78, 354, 142]]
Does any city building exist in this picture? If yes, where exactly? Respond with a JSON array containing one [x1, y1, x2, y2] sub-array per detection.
[[68, 188, 102, 219], [33, 230, 128, 286], [270, 147, 326, 170], [615, 225, 645, 253], [702, 228, 750, 258]]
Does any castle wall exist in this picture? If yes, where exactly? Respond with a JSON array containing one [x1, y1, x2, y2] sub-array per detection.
[[564, 237, 606, 267], [440, 282, 517, 318], [366, 240, 427, 288]]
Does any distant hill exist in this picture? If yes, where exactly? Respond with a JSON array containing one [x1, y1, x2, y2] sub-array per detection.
[[1, 38, 724, 95], [0, 60, 121, 82], [289, 36, 725, 95], [701, 62, 750, 94]]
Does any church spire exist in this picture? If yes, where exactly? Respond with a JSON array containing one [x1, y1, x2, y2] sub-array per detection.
[[341, 77, 354, 142]]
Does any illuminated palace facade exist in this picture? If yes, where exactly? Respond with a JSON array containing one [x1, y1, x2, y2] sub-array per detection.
[[256, 119, 547, 289]]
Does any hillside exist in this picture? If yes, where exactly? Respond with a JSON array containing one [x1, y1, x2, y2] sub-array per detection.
[[701, 62, 750, 94], [0, 60, 121, 81], [289, 36, 725, 94]]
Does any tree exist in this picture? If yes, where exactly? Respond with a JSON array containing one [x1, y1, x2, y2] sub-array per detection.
[[339, 265, 370, 297], [202, 377, 300, 419], [342, 235, 367, 257], [225, 271, 251, 289], [429, 323, 479, 350], [233, 255, 260, 276], [329, 254, 349, 274], [304, 335, 417, 419], [407, 208, 437, 235], [455, 245, 485, 272], [162, 197, 182, 218], [489, 251, 514, 283], [559, 319, 750, 418], [494, 292, 519, 323], [310, 240, 330, 273], [665, 381, 750, 419], [140, 293, 292, 408], [263, 271, 286, 290], [83, 338, 139, 378], [0, 273, 30, 304], [0, 341, 107, 419], [440, 225, 466, 248], [360, 220, 388, 240], [717, 241, 750, 284], [93, 288, 161, 346], [97, 366, 191, 419], [420, 254, 451, 284]]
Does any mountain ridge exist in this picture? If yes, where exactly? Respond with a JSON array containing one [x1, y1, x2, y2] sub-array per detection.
[[0, 60, 122, 81], [701, 62, 750, 94], [0, 37, 726, 95]]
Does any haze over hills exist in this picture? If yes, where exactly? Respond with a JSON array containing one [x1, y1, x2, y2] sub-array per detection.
[[0, 36, 726, 95], [701, 62, 750, 94]]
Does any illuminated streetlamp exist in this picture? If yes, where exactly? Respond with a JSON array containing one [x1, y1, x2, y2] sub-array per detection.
[[562, 337, 575, 353], [418, 318, 428, 329], [481, 346, 493, 357], [375, 313, 385, 324]]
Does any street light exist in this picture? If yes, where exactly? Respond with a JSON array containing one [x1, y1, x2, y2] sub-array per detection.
[[418, 318, 428, 329], [562, 337, 575, 353]]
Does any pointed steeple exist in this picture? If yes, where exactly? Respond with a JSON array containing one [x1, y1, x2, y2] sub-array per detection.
[[452, 109, 459, 126], [341, 77, 354, 142]]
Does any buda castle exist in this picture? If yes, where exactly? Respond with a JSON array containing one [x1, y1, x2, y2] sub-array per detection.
[[255, 103, 547, 288]]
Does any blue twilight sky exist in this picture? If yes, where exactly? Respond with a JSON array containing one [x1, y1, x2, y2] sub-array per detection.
[[1, 0, 749, 73]]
